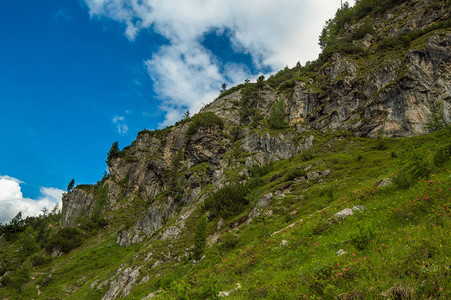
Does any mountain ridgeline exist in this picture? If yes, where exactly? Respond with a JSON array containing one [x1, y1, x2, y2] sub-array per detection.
[[1, 0, 450, 299]]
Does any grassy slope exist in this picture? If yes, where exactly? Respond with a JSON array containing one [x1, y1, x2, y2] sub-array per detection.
[[148, 130, 450, 299], [1, 1, 450, 297], [0, 130, 449, 299]]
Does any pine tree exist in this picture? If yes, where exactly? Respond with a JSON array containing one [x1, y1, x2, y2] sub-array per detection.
[[67, 179, 75, 192], [106, 142, 120, 165]]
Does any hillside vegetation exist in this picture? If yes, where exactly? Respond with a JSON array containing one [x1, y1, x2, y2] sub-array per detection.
[[1, 0, 450, 299]]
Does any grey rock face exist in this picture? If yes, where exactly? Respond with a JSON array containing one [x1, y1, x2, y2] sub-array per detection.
[[102, 266, 142, 300], [61, 189, 96, 226], [241, 130, 313, 162], [117, 207, 163, 247], [185, 128, 228, 165]]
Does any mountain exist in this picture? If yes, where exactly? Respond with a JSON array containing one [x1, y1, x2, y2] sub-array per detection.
[[1, 0, 450, 299]]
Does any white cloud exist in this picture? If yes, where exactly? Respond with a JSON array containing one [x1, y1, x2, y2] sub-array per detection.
[[112, 115, 124, 123], [0, 176, 64, 224], [112, 115, 129, 135], [84, 0, 355, 125], [54, 9, 74, 22]]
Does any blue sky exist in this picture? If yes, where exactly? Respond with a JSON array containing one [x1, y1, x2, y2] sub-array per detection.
[[0, 0, 349, 223]]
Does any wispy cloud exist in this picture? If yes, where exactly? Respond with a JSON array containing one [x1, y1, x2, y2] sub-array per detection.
[[112, 115, 128, 135], [0, 176, 64, 224], [84, 0, 353, 126], [54, 9, 74, 23]]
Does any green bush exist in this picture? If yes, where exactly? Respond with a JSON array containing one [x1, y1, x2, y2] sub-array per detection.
[[248, 163, 273, 178], [218, 232, 239, 252], [269, 99, 287, 129], [285, 168, 307, 181], [193, 215, 207, 260], [427, 100, 449, 133], [349, 19, 375, 40], [205, 183, 250, 218], [320, 185, 335, 202], [31, 255, 51, 267], [239, 82, 263, 125], [432, 143, 451, 168], [1, 267, 31, 291], [45, 227, 83, 254], [299, 152, 315, 162], [394, 149, 434, 189], [186, 112, 224, 137], [350, 223, 374, 250], [19, 226, 39, 258], [319, 43, 365, 63], [378, 20, 451, 51]]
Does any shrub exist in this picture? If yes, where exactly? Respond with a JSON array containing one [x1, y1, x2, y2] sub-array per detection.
[[36, 271, 53, 287], [349, 19, 375, 41], [1, 267, 30, 291], [186, 112, 224, 137], [239, 82, 262, 125], [299, 152, 315, 161], [229, 126, 241, 141], [204, 183, 250, 218], [192, 274, 220, 299], [269, 99, 287, 129], [0, 263, 5, 277], [248, 163, 273, 178], [285, 169, 307, 181], [193, 215, 207, 260], [426, 100, 449, 133], [432, 143, 451, 168], [90, 184, 109, 226], [45, 227, 83, 254], [350, 223, 374, 250], [320, 185, 335, 202], [218, 232, 239, 252], [394, 149, 434, 189], [372, 136, 388, 150], [319, 43, 365, 63], [31, 255, 51, 267]]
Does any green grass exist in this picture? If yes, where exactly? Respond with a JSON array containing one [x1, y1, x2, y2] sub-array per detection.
[[1, 130, 449, 300], [151, 130, 451, 299]]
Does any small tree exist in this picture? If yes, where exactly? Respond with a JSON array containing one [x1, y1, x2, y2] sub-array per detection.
[[269, 99, 287, 129], [66, 179, 75, 192], [183, 110, 190, 120], [106, 142, 120, 165], [220, 82, 227, 94], [426, 100, 449, 132], [11, 212, 23, 227], [193, 214, 207, 260], [256, 75, 265, 90], [41, 207, 48, 217], [256, 75, 265, 109]]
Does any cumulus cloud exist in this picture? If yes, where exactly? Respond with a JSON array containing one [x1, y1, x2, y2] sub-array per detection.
[[112, 115, 129, 135], [84, 0, 354, 125], [0, 176, 64, 224]]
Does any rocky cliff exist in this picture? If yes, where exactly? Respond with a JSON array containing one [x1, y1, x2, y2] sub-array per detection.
[[52, 1, 451, 298], [63, 0, 449, 230]]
